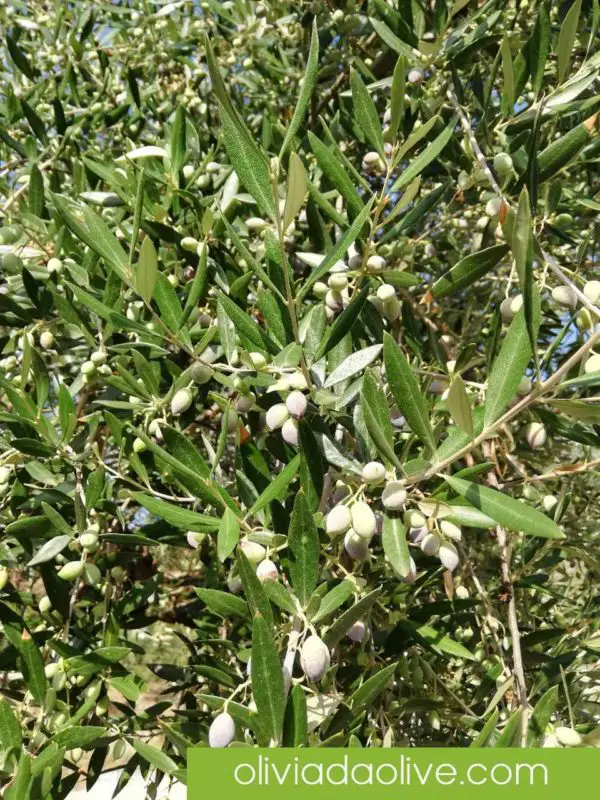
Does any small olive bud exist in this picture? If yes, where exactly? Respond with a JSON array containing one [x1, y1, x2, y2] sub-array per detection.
[[584, 353, 600, 374], [133, 437, 146, 453], [45, 662, 60, 679], [438, 543, 459, 572], [171, 388, 193, 416], [181, 236, 199, 252], [39, 331, 54, 350], [182, 165, 195, 180], [420, 532, 441, 556], [440, 520, 462, 541], [325, 289, 343, 311], [0, 466, 11, 483], [248, 352, 268, 370], [300, 635, 330, 682], [81, 360, 96, 376], [361, 461, 386, 484], [47, 257, 63, 274], [346, 620, 366, 643], [285, 390, 307, 418], [58, 561, 84, 581], [191, 363, 213, 384], [256, 558, 278, 583], [382, 481, 407, 510], [351, 501, 377, 539], [455, 585, 470, 600], [90, 350, 107, 365], [551, 286, 578, 309], [525, 421, 547, 449], [555, 726, 583, 747], [288, 371, 308, 391], [240, 539, 266, 565], [205, 161, 221, 175], [266, 403, 290, 431], [227, 576, 243, 594], [500, 295, 522, 323], [281, 418, 299, 446], [408, 67, 424, 85], [313, 281, 328, 299], [517, 376, 532, 395], [209, 712, 235, 747], [583, 280, 600, 304], [576, 309, 593, 331], [542, 495, 558, 513], [344, 531, 369, 560], [326, 504, 352, 536], [148, 419, 163, 440]]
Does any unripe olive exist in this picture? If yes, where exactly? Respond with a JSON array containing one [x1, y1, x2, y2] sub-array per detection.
[[420, 532, 441, 556], [328, 273, 348, 291], [288, 371, 308, 391], [39, 595, 52, 613], [266, 403, 290, 431], [555, 726, 583, 747], [300, 635, 330, 682], [542, 494, 558, 513], [228, 575, 243, 594], [493, 152, 513, 174], [285, 390, 307, 418], [133, 437, 146, 453], [455, 585, 470, 600], [90, 350, 106, 365], [440, 520, 462, 541], [44, 662, 60, 679], [52, 671, 67, 690], [110, 566, 125, 581], [551, 286, 577, 309], [58, 561, 84, 581], [517, 375, 532, 395], [181, 236, 199, 252], [246, 217, 268, 232], [209, 712, 235, 747], [351, 501, 376, 539], [240, 540, 266, 565], [191, 362, 213, 384], [235, 393, 255, 413], [44, 687, 57, 714], [256, 558, 278, 583], [576, 308, 593, 331], [361, 461, 386, 484], [326, 504, 352, 536], [313, 281, 328, 299], [0, 466, 11, 483], [95, 696, 109, 716], [171, 388, 193, 416], [39, 331, 54, 350], [485, 197, 503, 217], [500, 294, 522, 323], [148, 419, 163, 440], [583, 280, 600, 304], [381, 481, 407, 510], [182, 165, 195, 180], [438, 543, 459, 572], [113, 738, 127, 760], [555, 213, 573, 228], [281, 418, 299, 446], [408, 68, 424, 85], [344, 530, 369, 560], [47, 257, 63, 275], [205, 161, 221, 175], [81, 360, 96, 376], [376, 284, 396, 303], [187, 531, 204, 549], [525, 421, 547, 449], [346, 620, 366, 643], [584, 352, 600, 374], [366, 254, 386, 272], [325, 289, 343, 311]]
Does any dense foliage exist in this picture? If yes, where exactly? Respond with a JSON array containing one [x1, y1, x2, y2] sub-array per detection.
[[1, 0, 600, 795]]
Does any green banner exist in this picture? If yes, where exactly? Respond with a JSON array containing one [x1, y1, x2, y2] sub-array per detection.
[[188, 748, 595, 798]]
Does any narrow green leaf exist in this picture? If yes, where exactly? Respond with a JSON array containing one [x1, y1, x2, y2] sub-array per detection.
[[470, 707, 500, 747], [154, 272, 183, 333], [132, 739, 177, 774], [248, 454, 300, 516], [528, 686, 559, 745], [196, 587, 249, 619], [528, 4, 551, 95], [483, 288, 540, 427], [383, 333, 436, 453], [288, 491, 320, 607], [170, 105, 187, 174], [324, 344, 382, 388], [444, 475, 565, 539], [323, 588, 382, 647], [282, 684, 308, 747], [29, 164, 44, 217], [361, 369, 403, 470], [369, 17, 414, 57], [251, 613, 286, 744], [350, 69, 385, 157], [137, 236, 158, 304], [413, 623, 476, 660], [283, 152, 308, 231], [313, 285, 370, 362], [262, 580, 298, 615], [217, 507, 240, 562], [500, 36, 514, 113], [308, 131, 365, 219], [382, 513, 411, 579], [280, 19, 319, 156], [133, 493, 220, 532], [389, 55, 406, 141], [431, 244, 509, 298], [446, 375, 473, 435], [236, 549, 274, 628], [311, 580, 355, 623], [218, 291, 279, 356], [18, 631, 47, 705], [391, 116, 456, 191], [0, 697, 22, 751], [350, 662, 397, 711], [557, 0, 582, 84], [494, 708, 524, 747], [27, 535, 72, 567]]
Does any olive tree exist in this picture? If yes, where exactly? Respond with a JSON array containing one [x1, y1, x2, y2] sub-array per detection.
[[1, 0, 600, 796]]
